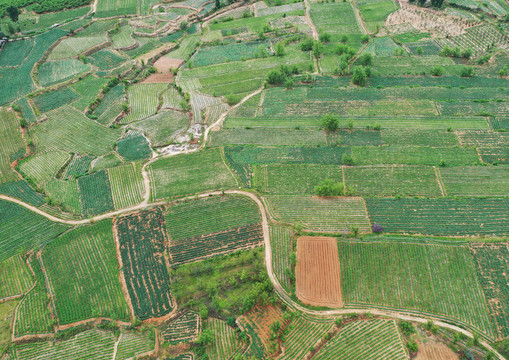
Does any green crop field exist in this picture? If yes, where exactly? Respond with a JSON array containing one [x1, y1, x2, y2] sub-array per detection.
[[15, 256, 54, 337], [339, 239, 494, 336], [0, 200, 69, 262], [92, 83, 126, 126], [42, 220, 129, 324], [343, 165, 442, 197], [439, 166, 509, 196], [205, 318, 243, 360], [269, 226, 295, 292], [0, 108, 25, 179], [116, 208, 175, 320], [48, 36, 107, 60], [132, 110, 189, 147], [18, 151, 69, 187], [0, 180, 45, 206], [31, 106, 121, 156], [0, 255, 32, 300], [309, 2, 362, 44], [108, 162, 144, 209], [471, 243, 509, 339], [87, 49, 127, 71], [366, 198, 509, 236], [161, 310, 201, 344], [265, 195, 371, 233], [149, 148, 237, 200], [43, 178, 81, 214], [254, 164, 342, 194], [116, 135, 151, 161], [192, 41, 271, 67], [115, 330, 155, 359], [122, 83, 167, 124], [69, 75, 109, 112], [96, 0, 138, 17], [166, 195, 263, 265], [37, 59, 90, 87], [111, 25, 136, 48], [61, 154, 93, 180], [33, 87, 81, 113], [77, 170, 115, 217], [359, 1, 398, 33], [314, 319, 407, 360]]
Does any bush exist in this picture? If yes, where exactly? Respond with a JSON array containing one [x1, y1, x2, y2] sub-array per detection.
[[299, 38, 314, 51], [321, 114, 339, 131], [275, 42, 285, 56], [372, 224, 383, 233], [340, 34, 349, 43], [267, 70, 286, 85], [459, 66, 474, 77], [314, 179, 346, 197], [416, 46, 423, 55], [358, 53, 373, 66], [352, 66, 367, 86], [399, 321, 415, 336], [342, 153, 355, 166], [407, 339, 419, 353], [361, 34, 370, 43], [430, 66, 444, 76], [319, 33, 331, 43]]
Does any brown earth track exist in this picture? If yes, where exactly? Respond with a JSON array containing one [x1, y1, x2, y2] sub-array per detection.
[[295, 236, 343, 308], [415, 341, 459, 360]]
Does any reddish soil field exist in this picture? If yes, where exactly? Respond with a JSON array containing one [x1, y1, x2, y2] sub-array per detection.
[[154, 57, 184, 73], [140, 73, 173, 84], [295, 236, 343, 308], [415, 341, 458, 360], [239, 304, 284, 350]]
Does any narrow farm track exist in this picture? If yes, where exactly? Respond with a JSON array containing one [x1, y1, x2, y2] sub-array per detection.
[[304, 0, 319, 40]]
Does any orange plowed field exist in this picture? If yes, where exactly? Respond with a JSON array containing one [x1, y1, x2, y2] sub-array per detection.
[[295, 236, 343, 308], [140, 73, 173, 84], [415, 341, 458, 360], [154, 57, 184, 73]]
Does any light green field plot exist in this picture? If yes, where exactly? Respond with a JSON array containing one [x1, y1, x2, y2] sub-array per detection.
[[48, 36, 107, 60], [206, 318, 243, 360], [18, 151, 70, 187], [0, 108, 25, 184], [264, 195, 371, 232], [61, 154, 93, 180], [359, 1, 398, 33], [14, 256, 53, 337], [31, 106, 121, 156], [133, 111, 189, 147], [344, 165, 442, 197], [0, 255, 32, 300], [149, 148, 237, 200], [380, 129, 460, 147], [439, 166, 509, 196], [210, 129, 328, 146], [88, 49, 127, 71], [37, 59, 91, 87], [456, 130, 509, 148], [309, 2, 362, 44], [115, 330, 156, 359], [0, 200, 69, 262], [161, 88, 185, 110], [69, 75, 109, 112], [339, 240, 494, 336], [191, 41, 272, 67], [43, 178, 81, 214], [372, 56, 456, 76], [315, 319, 407, 360], [116, 135, 152, 161], [78, 170, 115, 217], [108, 162, 144, 209], [366, 198, 509, 236], [91, 152, 124, 171], [15, 98, 37, 125], [15, 329, 116, 360], [96, 0, 138, 17], [0, 180, 45, 206], [372, 37, 405, 57], [42, 220, 129, 324], [92, 83, 126, 126], [269, 226, 295, 292], [122, 83, 167, 123], [254, 164, 342, 194], [352, 146, 479, 166], [165, 35, 199, 61], [111, 25, 136, 48]]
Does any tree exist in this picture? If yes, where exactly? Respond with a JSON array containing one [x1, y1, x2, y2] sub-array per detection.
[[416, 46, 423, 55], [319, 33, 331, 43], [312, 41, 323, 59], [459, 66, 474, 77], [267, 70, 286, 85], [430, 0, 444, 7], [352, 66, 367, 86], [299, 38, 314, 51], [430, 66, 444, 76], [407, 339, 419, 353], [358, 53, 373, 66], [321, 114, 339, 131], [340, 34, 349, 43], [215, 0, 221, 9], [314, 179, 346, 197], [361, 34, 370, 43], [196, 329, 214, 346], [7, 6, 19, 22], [275, 42, 285, 56]]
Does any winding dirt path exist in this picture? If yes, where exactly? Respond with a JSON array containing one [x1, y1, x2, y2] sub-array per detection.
[[304, 0, 319, 40]]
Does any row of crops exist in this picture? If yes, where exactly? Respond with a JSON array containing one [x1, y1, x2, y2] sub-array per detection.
[[116, 208, 175, 320], [205, 318, 243, 360], [161, 310, 201, 344]]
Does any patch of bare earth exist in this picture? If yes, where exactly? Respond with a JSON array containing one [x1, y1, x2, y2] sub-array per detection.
[[140, 73, 174, 84], [295, 236, 343, 308], [154, 57, 184, 73], [415, 341, 458, 360]]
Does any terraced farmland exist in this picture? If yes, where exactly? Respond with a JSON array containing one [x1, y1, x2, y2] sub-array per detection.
[[161, 310, 201, 344], [206, 318, 243, 360]]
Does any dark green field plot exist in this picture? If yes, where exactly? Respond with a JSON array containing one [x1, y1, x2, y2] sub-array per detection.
[[41, 220, 129, 324], [366, 198, 509, 236], [352, 146, 479, 166], [225, 146, 351, 165], [0, 107, 25, 184], [440, 166, 509, 196], [32, 87, 80, 113], [0, 200, 68, 262], [87, 49, 127, 70], [15, 98, 37, 125], [149, 148, 237, 200], [61, 154, 93, 180], [165, 195, 263, 265], [69, 75, 109, 112], [329, 130, 383, 146], [116, 208, 175, 320], [471, 243, 509, 339], [457, 131, 509, 164], [339, 239, 494, 337], [253, 164, 342, 194], [344, 166, 442, 197], [380, 129, 459, 147], [210, 129, 328, 147], [0, 181, 45, 206], [192, 41, 271, 67], [161, 310, 200, 344], [117, 135, 152, 161], [405, 41, 442, 56], [30, 106, 121, 156], [77, 170, 114, 217]]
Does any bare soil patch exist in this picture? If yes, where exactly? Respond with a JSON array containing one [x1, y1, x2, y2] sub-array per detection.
[[295, 236, 343, 308], [154, 57, 184, 73], [140, 73, 174, 84], [415, 341, 458, 360]]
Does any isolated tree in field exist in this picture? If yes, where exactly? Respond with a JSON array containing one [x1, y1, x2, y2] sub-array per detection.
[[321, 114, 339, 131], [430, 66, 444, 76], [352, 66, 367, 86], [299, 38, 314, 51], [7, 6, 19, 22], [416, 46, 423, 55], [319, 33, 331, 43], [358, 53, 373, 66], [314, 179, 345, 196], [215, 0, 221, 9], [275, 42, 285, 56], [312, 41, 323, 59]]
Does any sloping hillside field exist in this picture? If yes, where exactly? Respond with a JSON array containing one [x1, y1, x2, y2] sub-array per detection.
[[0, 0, 508, 358]]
